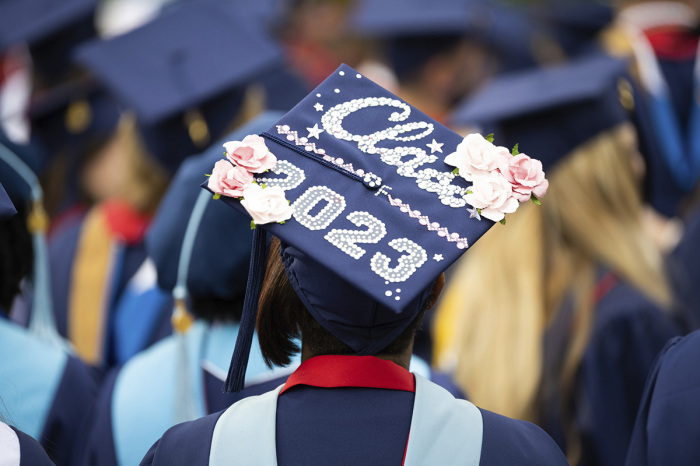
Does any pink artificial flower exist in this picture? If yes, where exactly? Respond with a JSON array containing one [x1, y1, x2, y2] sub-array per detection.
[[223, 134, 277, 174], [498, 153, 549, 202], [208, 160, 255, 198], [445, 133, 510, 181], [466, 171, 519, 222], [241, 183, 293, 225]]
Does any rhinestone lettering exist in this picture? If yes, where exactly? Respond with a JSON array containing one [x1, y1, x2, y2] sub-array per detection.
[[324, 211, 387, 259], [370, 238, 428, 283], [292, 186, 346, 231]]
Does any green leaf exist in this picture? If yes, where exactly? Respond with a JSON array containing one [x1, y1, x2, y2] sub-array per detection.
[[279, 221, 285, 225], [485, 133, 494, 143], [213, 193, 221, 200], [511, 143, 519, 156], [261, 183, 267, 189], [466, 190, 473, 195], [250, 220, 256, 230], [499, 218, 507, 225], [452, 168, 460, 175], [204, 173, 211, 177], [531, 193, 541, 206]]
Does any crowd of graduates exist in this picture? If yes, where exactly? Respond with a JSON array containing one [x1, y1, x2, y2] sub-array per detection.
[[1, 0, 700, 464]]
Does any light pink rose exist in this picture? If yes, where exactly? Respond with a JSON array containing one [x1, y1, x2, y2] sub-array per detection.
[[445, 133, 510, 181], [498, 153, 549, 202], [241, 183, 293, 225], [223, 134, 277, 174], [466, 172, 520, 222], [208, 159, 255, 198]]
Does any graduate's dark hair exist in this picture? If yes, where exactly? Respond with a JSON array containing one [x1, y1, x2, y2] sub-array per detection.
[[0, 209, 33, 312], [256, 237, 427, 368]]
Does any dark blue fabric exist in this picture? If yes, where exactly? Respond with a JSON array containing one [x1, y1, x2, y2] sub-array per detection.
[[204, 371, 288, 414], [479, 408, 568, 465], [48, 213, 84, 338], [139, 412, 223, 466], [658, 59, 695, 134], [40, 355, 101, 466], [11, 426, 55, 466], [0, 182, 16, 220], [669, 207, 700, 329], [276, 386, 414, 465], [625, 331, 700, 466], [542, 279, 680, 466], [71, 369, 119, 466]]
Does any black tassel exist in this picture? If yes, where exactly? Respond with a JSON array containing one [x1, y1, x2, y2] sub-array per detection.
[[224, 227, 268, 392]]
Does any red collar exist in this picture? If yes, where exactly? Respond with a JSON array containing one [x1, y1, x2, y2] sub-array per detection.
[[280, 355, 415, 395]]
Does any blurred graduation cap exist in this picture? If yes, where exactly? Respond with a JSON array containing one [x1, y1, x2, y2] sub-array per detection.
[[352, 0, 485, 81], [0, 183, 17, 221], [28, 78, 121, 157], [0, 0, 98, 85], [533, 0, 614, 59], [0, 135, 65, 348], [451, 53, 633, 169], [74, 1, 283, 172], [203, 64, 548, 391]]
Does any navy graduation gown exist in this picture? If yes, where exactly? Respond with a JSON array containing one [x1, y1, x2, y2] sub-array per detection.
[[626, 330, 700, 465], [0, 318, 100, 466], [140, 356, 567, 465], [669, 206, 700, 330], [543, 276, 680, 466]]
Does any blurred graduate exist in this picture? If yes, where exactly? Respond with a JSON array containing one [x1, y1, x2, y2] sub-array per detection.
[[140, 63, 566, 465], [47, 0, 283, 368], [0, 135, 99, 465], [434, 54, 681, 466]]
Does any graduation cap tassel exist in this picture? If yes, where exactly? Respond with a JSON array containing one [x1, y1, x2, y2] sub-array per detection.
[[224, 226, 268, 393]]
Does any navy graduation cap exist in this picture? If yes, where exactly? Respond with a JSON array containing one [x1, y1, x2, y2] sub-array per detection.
[[205, 64, 548, 391], [451, 53, 633, 170], [0, 0, 98, 84], [74, 1, 282, 171]]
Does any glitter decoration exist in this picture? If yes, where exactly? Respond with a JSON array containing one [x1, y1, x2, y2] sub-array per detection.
[[370, 237, 428, 283], [324, 211, 387, 259], [387, 195, 469, 249], [321, 97, 470, 208], [292, 186, 346, 231]]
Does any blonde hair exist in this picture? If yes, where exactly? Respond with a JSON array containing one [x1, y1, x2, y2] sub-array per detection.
[[433, 123, 671, 463]]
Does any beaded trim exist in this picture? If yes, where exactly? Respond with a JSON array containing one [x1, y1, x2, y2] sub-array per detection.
[[387, 195, 468, 250]]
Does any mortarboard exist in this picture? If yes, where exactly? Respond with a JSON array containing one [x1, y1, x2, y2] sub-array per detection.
[[0, 0, 98, 85], [0, 183, 16, 221], [29, 79, 122, 158], [352, 0, 486, 81], [74, 1, 282, 171], [450, 53, 633, 169], [204, 64, 548, 391], [533, 0, 613, 59]]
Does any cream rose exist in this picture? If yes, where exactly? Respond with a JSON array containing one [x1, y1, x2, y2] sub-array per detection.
[[224, 134, 277, 174], [498, 153, 549, 202], [445, 133, 510, 181], [208, 160, 255, 198], [466, 172, 519, 222], [241, 183, 293, 225]]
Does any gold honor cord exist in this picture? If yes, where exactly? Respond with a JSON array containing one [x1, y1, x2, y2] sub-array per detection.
[[68, 206, 116, 365]]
